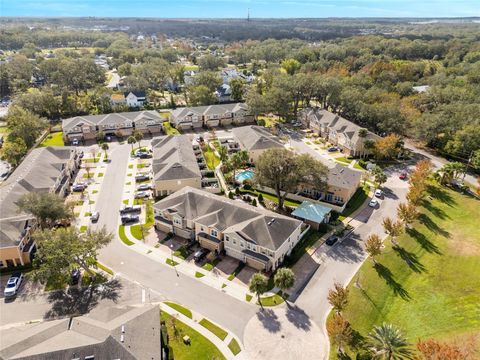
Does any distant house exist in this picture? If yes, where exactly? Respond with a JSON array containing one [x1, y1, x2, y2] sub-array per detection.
[[111, 93, 126, 106], [215, 84, 232, 103], [183, 70, 197, 86], [412, 85, 430, 93], [151, 135, 220, 197], [221, 68, 254, 85], [169, 103, 253, 130], [232, 125, 284, 162], [0, 147, 81, 269], [298, 108, 381, 157], [154, 187, 305, 271], [62, 110, 163, 143], [0, 304, 161, 360], [124, 90, 146, 108]]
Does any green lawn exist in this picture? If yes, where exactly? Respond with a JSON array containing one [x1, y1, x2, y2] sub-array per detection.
[[166, 258, 179, 266], [80, 225, 88, 232], [39, 132, 64, 147], [239, 189, 301, 208], [195, 271, 205, 278], [245, 294, 253, 302], [162, 312, 225, 360], [335, 156, 353, 164], [163, 121, 181, 135], [338, 185, 369, 221], [164, 301, 193, 319], [332, 184, 480, 358], [202, 258, 220, 271], [228, 262, 245, 281], [95, 262, 114, 275], [202, 145, 220, 170], [199, 318, 228, 340], [118, 225, 134, 246], [258, 293, 285, 307], [130, 224, 147, 241], [173, 246, 190, 260], [228, 338, 242, 355]]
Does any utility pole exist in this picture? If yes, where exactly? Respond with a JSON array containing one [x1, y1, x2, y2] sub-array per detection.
[[247, 8, 250, 22]]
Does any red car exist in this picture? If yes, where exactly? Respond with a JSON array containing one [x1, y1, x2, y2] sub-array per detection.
[[399, 172, 407, 180]]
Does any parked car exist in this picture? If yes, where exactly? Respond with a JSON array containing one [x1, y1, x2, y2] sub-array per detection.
[[70, 268, 81, 285], [328, 146, 338, 152], [72, 183, 87, 192], [4, 272, 23, 298], [134, 191, 150, 199], [135, 174, 151, 181], [325, 235, 339, 246], [374, 189, 383, 198], [137, 184, 152, 191], [193, 248, 209, 262], [121, 214, 139, 224], [138, 153, 152, 159], [368, 199, 379, 208], [72, 139, 79, 146], [399, 172, 407, 180], [119, 205, 142, 214], [135, 151, 151, 158], [90, 211, 100, 223]]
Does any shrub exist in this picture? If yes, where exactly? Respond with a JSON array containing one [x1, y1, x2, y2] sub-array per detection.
[[330, 210, 340, 222], [257, 118, 266, 126], [235, 187, 240, 195], [228, 191, 234, 199], [252, 198, 257, 206], [258, 193, 264, 202]]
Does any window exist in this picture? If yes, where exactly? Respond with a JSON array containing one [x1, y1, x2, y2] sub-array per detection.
[[201, 227, 204, 232], [173, 218, 182, 226], [240, 242, 244, 248], [225, 235, 229, 242], [246, 243, 251, 249], [233, 239, 236, 244], [211, 229, 218, 238]]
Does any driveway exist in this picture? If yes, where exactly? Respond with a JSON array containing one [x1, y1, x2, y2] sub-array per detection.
[[90, 142, 257, 339]]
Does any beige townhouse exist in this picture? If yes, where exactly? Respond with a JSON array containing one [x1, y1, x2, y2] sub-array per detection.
[[0, 147, 81, 268], [298, 108, 381, 157], [153, 187, 305, 271]]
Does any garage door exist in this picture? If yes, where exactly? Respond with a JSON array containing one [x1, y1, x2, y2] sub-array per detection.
[[246, 257, 266, 271]]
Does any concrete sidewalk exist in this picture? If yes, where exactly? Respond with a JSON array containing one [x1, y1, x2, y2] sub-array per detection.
[[160, 301, 244, 359]]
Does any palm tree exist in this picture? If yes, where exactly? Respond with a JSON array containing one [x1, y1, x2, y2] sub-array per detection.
[[358, 128, 368, 158], [133, 130, 144, 149], [367, 323, 413, 360], [127, 136, 137, 152], [249, 272, 268, 309], [101, 142, 109, 160], [436, 162, 464, 185], [218, 145, 228, 163], [273, 268, 295, 300]]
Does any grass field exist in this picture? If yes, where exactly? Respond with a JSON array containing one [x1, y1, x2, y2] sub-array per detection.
[[228, 338, 242, 355], [338, 185, 369, 221], [39, 132, 64, 147], [163, 121, 181, 135], [202, 144, 220, 170], [164, 302, 193, 319], [331, 184, 480, 357], [199, 318, 228, 340], [162, 312, 225, 360], [118, 225, 134, 246]]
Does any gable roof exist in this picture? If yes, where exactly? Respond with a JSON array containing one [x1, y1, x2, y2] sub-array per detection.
[[303, 108, 380, 146], [0, 146, 76, 247], [292, 201, 331, 224], [62, 111, 163, 133], [154, 187, 302, 251], [170, 103, 250, 125], [124, 90, 146, 98], [151, 135, 201, 182], [0, 305, 160, 360], [232, 125, 284, 151]]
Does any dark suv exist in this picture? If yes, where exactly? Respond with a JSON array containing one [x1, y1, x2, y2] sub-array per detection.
[[119, 206, 142, 214], [193, 248, 209, 262]]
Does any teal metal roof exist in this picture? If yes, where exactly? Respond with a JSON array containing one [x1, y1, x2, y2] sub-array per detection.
[[291, 201, 331, 223]]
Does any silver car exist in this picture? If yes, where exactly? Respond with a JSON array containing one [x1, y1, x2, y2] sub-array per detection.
[[4, 272, 23, 298]]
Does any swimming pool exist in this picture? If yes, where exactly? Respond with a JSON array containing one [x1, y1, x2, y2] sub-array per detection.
[[235, 169, 254, 183]]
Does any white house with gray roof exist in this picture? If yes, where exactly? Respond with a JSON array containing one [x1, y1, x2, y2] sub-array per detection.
[[0, 147, 81, 268], [154, 187, 305, 271], [62, 110, 163, 143], [298, 108, 381, 157], [232, 125, 284, 162]]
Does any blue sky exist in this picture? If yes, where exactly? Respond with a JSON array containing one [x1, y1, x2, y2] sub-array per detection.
[[1, 0, 479, 18]]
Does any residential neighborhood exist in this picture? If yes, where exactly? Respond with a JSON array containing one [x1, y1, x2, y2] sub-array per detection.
[[0, 9, 479, 360]]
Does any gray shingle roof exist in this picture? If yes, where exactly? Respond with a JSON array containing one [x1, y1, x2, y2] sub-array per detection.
[[0, 305, 160, 360], [151, 135, 201, 182], [154, 187, 302, 251], [327, 164, 362, 190], [62, 110, 162, 133], [232, 125, 284, 151], [170, 103, 249, 126], [0, 147, 76, 248]]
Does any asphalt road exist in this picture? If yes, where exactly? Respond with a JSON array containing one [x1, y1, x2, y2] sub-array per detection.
[[93, 143, 257, 339]]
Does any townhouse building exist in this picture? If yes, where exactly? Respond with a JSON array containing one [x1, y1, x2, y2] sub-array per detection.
[[153, 187, 305, 271], [298, 108, 381, 157], [169, 103, 254, 130], [62, 110, 163, 143], [0, 147, 81, 268]]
